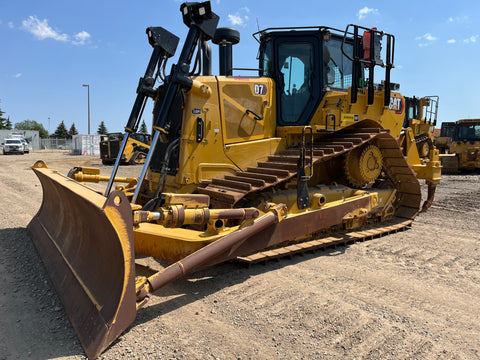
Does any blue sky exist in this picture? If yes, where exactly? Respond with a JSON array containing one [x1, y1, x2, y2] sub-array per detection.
[[1, 0, 479, 134]]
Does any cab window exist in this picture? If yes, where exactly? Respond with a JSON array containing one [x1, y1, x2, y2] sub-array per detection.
[[456, 123, 480, 141], [260, 40, 274, 78], [278, 42, 314, 123], [323, 36, 354, 90], [408, 105, 417, 120]]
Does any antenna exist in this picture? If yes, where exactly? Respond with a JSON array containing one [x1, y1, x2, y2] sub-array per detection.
[[256, 17, 260, 31]]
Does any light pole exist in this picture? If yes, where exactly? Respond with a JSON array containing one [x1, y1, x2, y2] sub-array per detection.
[[82, 84, 90, 135]]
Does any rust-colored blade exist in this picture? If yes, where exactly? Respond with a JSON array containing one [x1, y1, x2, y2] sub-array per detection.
[[27, 161, 136, 359]]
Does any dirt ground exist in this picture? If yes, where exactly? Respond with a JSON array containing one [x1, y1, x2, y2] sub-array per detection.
[[1, 151, 480, 360]]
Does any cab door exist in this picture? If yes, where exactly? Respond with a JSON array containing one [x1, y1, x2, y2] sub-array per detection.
[[274, 37, 321, 126]]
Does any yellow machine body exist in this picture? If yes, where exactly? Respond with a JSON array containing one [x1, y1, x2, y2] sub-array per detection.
[[147, 77, 440, 196]]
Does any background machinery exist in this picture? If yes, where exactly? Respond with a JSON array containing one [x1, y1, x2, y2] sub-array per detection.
[[403, 95, 439, 159], [435, 121, 455, 154], [28, 2, 441, 358], [100, 132, 151, 165], [437, 119, 480, 173]]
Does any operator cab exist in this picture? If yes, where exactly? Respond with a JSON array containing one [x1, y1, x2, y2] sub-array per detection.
[[454, 120, 480, 142], [403, 96, 439, 127], [440, 122, 455, 138], [256, 26, 394, 127]]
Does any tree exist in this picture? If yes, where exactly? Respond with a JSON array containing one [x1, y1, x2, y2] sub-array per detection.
[[139, 119, 148, 133], [68, 123, 79, 138], [5, 117, 12, 130], [54, 120, 69, 138], [15, 119, 49, 138], [0, 100, 7, 129], [97, 121, 108, 135]]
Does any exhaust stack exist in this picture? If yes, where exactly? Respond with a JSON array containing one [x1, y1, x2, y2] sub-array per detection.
[[213, 27, 240, 76]]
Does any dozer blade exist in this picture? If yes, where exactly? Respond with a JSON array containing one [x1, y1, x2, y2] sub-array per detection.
[[27, 161, 136, 359]]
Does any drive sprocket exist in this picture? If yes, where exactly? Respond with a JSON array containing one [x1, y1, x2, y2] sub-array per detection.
[[345, 144, 383, 187]]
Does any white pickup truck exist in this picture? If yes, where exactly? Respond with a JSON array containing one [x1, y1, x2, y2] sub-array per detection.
[[3, 139, 25, 155]]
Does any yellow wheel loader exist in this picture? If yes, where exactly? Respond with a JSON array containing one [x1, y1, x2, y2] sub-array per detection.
[[28, 2, 441, 358], [100, 132, 151, 165]]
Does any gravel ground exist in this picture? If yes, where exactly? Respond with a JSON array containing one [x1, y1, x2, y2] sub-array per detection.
[[1, 151, 479, 360]]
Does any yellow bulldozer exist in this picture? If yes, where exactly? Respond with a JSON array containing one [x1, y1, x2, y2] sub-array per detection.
[[100, 132, 151, 165], [435, 121, 455, 154], [28, 2, 441, 358], [403, 95, 439, 158], [437, 119, 480, 173]]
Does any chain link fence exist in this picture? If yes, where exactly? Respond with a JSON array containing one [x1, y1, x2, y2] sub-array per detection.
[[38, 136, 101, 155], [40, 138, 73, 151]]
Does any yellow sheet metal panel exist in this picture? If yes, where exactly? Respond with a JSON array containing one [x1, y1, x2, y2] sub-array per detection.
[[176, 76, 231, 185], [217, 76, 275, 143], [133, 222, 231, 262], [310, 90, 405, 138]]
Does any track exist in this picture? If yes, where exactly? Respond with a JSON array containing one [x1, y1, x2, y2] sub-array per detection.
[[197, 128, 422, 263], [237, 218, 413, 264]]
